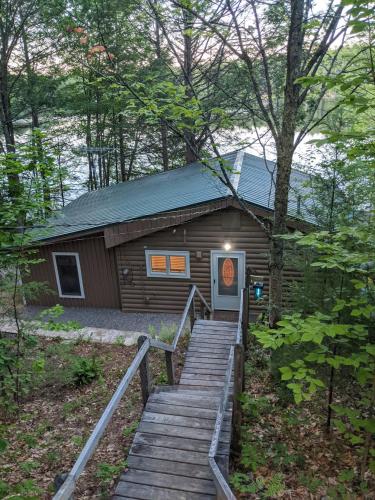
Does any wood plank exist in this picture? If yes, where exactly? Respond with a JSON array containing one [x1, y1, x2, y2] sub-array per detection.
[[185, 352, 228, 366], [192, 327, 237, 334], [182, 367, 228, 375], [113, 482, 215, 500], [180, 379, 226, 388], [192, 328, 237, 335], [192, 327, 237, 333], [189, 338, 232, 346], [185, 353, 229, 361], [187, 346, 230, 354], [137, 421, 231, 442], [189, 340, 234, 348], [142, 411, 216, 430], [184, 360, 229, 369], [127, 455, 212, 480], [180, 373, 231, 381], [159, 384, 225, 394], [178, 381, 233, 391], [145, 402, 229, 420], [195, 320, 237, 327], [130, 444, 209, 466], [148, 392, 220, 409], [119, 469, 216, 495], [191, 333, 236, 341], [133, 432, 229, 455]]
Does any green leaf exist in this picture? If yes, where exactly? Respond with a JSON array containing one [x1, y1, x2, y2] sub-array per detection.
[[0, 439, 7, 453], [280, 366, 293, 381]]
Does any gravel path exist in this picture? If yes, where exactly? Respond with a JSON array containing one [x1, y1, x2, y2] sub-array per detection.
[[21, 306, 181, 334]]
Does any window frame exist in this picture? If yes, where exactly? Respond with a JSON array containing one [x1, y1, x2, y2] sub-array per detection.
[[52, 252, 85, 299], [145, 250, 190, 279]]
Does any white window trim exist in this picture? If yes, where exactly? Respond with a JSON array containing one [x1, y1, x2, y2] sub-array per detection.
[[52, 252, 85, 299], [145, 250, 190, 279]]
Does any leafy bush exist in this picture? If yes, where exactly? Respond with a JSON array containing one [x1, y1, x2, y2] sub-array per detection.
[[72, 356, 102, 386], [239, 393, 272, 421], [230, 472, 285, 498], [241, 440, 266, 472], [37, 305, 81, 331]]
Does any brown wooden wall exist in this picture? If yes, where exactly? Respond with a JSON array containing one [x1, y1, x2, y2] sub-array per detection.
[[115, 207, 300, 315], [27, 235, 120, 308]]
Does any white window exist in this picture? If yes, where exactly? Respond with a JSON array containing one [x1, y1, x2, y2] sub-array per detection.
[[145, 250, 190, 279], [52, 252, 85, 299]]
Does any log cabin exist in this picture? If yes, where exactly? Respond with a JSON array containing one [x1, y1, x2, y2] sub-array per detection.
[[27, 151, 313, 319]]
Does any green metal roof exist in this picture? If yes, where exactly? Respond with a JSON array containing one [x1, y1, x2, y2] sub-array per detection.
[[35, 151, 312, 242]]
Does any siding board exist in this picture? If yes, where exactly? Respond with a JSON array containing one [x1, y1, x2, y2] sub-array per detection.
[[27, 235, 120, 308]]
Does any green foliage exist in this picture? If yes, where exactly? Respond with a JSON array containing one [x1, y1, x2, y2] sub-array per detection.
[[255, 221, 375, 476], [0, 479, 42, 499], [20, 459, 40, 475], [96, 460, 128, 487], [230, 472, 285, 498], [0, 137, 69, 413], [240, 440, 267, 472], [148, 322, 178, 344], [239, 393, 272, 421], [37, 305, 81, 331], [122, 420, 139, 438], [269, 442, 305, 470], [298, 472, 323, 494], [71, 356, 102, 386]]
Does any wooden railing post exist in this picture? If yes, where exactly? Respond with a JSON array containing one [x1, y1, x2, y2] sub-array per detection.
[[231, 343, 244, 457], [200, 301, 205, 319], [165, 351, 175, 385], [189, 284, 196, 331], [137, 335, 151, 406], [241, 288, 249, 353]]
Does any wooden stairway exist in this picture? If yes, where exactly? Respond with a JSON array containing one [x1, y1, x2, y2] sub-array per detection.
[[112, 319, 237, 500]]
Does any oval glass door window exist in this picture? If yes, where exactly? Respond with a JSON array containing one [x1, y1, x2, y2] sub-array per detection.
[[218, 257, 238, 296]]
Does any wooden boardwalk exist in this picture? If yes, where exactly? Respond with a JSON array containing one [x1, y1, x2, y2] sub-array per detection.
[[112, 319, 237, 500]]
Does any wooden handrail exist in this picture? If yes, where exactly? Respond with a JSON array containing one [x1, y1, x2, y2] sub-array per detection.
[[208, 286, 249, 500], [208, 346, 236, 500], [53, 339, 150, 500], [53, 284, 210, 500]]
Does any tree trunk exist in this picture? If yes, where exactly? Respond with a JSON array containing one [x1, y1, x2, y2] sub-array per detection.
[[160, 121, 169, 170], [183, 8, 197, 164], [269, 144, 294, 327], [0, 54, 21, 199], [86, 113, 97, 190], [22, 31, 51, 212], [118, 114, 126, 181], [269, 0, 304, 327], [154, 4, 170, 171]]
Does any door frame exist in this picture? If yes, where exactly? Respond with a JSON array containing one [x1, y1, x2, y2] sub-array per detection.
[[210, 250, 246, 311]]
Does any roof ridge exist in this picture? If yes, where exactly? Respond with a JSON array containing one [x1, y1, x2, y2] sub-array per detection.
[[229, 150, 245, 194]]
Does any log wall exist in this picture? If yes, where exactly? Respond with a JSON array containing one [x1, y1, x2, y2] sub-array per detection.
[[116, 207, 299, 315]]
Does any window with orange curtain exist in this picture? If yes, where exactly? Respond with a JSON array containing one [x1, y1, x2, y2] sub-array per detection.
[[150, 255, 167, 273], [169, 255, 186, 273], [145, 251, 190, 278]]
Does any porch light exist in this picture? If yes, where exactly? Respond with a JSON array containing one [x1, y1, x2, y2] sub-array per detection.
[[223, 242, 232, 251], [253, 281, 264, 301]]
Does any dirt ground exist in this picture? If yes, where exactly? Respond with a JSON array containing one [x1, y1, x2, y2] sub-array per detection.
[[0, 335, 188, 499]]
